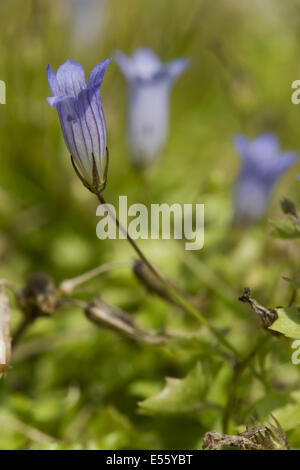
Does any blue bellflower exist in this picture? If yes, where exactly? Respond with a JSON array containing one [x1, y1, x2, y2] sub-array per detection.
[[47, 58, 111, 193], [116, 48, 189, 170], [233, 133, 296, 225]]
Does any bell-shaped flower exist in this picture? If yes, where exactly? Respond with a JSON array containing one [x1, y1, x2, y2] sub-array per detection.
[[47, 58, 111, 193], [233, 133, 296, 225], [116, 48, 189, 170]]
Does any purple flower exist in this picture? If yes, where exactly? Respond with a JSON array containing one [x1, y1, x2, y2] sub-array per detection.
[[233, 133, 297, 225], [46, 58, 111, 193], [116, 48, 189, 170]]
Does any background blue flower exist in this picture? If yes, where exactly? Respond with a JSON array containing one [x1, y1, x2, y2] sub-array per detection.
[[233, 133, 296, 225], [116, 48, 189, 170]]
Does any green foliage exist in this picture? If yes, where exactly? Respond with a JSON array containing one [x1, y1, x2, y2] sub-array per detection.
[[273, 391, 300, 432], [270, 219, 300, 239], [0, 0, 300, 451], [269, 307, 300, 339], [139, 363, 206, 415]]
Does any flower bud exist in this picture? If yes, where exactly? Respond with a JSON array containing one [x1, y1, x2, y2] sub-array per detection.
[[47, 58, 111, 193]]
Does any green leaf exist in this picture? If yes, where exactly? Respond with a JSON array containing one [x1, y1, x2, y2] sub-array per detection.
[[269, 307, 300, 339], [138, 363, 206, 415], [273, 391, 300, 431], [250, 390, 292, 422], [270, 219, 300, 239]]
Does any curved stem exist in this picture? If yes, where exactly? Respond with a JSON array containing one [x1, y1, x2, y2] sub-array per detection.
[[222, 336, 270, 433], [97, 193, 239, 357], [59, 260, 133, 295]]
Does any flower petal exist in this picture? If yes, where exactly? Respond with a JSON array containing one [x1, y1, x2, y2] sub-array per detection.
[[46, 64, 60, 96], [132, 48, 161, 70], [56, 60, 86, 97], [77, 86, 107, 176], [46, 95, 70, 108], [249, 133, 279, 161], [56, 97, 92, 182], [233, 134, 249, 157], [128, 81, 169, 168], [234, 178, 270, 225], [165, 58, 190, 82], [88, 57, 112, 88], [267, 151, 297, 180], [124, 48, 162, 80], [115, 51, 132, 79]]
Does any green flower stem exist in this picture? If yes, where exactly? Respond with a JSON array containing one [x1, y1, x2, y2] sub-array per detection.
[[97, 193, 239, 357], [222, 336, 270, 433]]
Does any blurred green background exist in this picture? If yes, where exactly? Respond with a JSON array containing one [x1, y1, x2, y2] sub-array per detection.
[[1, 0, 300, 450]]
